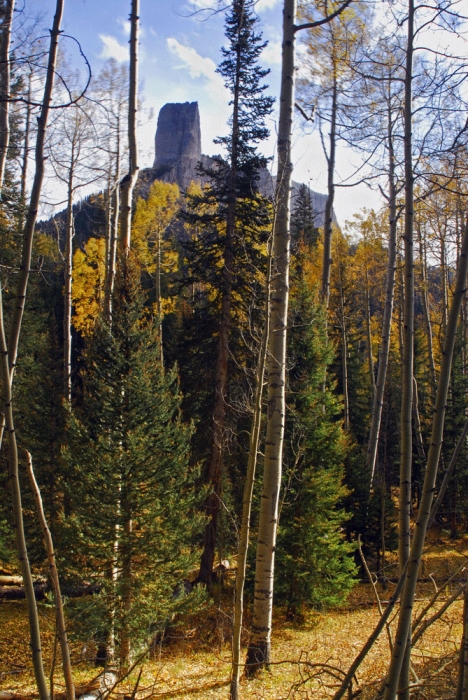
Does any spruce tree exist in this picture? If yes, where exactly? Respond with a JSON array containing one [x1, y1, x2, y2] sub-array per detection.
[[62, 259, 204, 667], [276, 270, 356, 618], [182, 0, 274, 584]]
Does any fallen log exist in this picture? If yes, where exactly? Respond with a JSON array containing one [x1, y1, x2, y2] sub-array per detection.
[[0, 575, 24, 586], [0, 582, 100, 600], [0, 583, 47, 600], [0, 671, 119, 700], [76, 669, 118, 700]]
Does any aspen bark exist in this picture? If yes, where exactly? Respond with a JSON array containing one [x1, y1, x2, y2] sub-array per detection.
[[0, 0, 14, 449], [338, 274, 350, 431], [367, 92, 397, 487], [26, 451, 75, 700], [119, 0, 139, 253], [399, 0, 414, 579], [457, 583, 468, 700], [19, 69, 32, 232], [396, 4, 415, 694], [0, 0, 14, 196], [383, 213, 468, 700], [230, 238, 272, 700], [105, 153, 120, 320], [417, 221, 436, 391], [0, 286, 49, 700], [321, 68, 337, 310], [7, 0, 64, 382], [245, 0, 295, 673], [365, 265, 375, 399], [64, 171, 74, 402], [0, 4, 64, 697]]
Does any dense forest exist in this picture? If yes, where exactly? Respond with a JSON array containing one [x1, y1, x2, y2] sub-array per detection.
[[0, 0, 468, 699]]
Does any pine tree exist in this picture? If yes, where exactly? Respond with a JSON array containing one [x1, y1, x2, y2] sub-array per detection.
[[291, 183, 319, 250], [62, 259, 205, 668], [182, 0, 274, 584], [276, 267, 356, 618]]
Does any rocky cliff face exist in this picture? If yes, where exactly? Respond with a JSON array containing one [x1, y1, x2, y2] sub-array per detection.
[[153, 102, 203, 191], [142, 101, 334, 228]]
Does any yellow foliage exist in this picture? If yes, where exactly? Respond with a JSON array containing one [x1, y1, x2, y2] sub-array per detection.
[[72, 237, 106, 335], [34, 232, 61, 262], [132, 180, 180, 271]]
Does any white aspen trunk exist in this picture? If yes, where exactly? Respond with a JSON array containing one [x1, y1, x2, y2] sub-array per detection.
[[230, 239, 272, 700], [156, 229, 163, 365], [457, 583, 468, 700], [0, 286, 49, 700], [366, 140, 397, 486], [245, 0, 295, 674], [119, 0, 139, 254], [7, 0, 64, 382], [0, 0, 14, 452], [0, 4, 63, 697], [338, 275, 350, 431], [321, 67, 337, 310], [383, 213, 468, 700], [64, 171, 74, 402], [19, 69, 32, 232], [417, 221, 436, 391], [397, 5, 415, 693], [364, 264, 375, 399], [26, 452, 75, 700], [107, 158, 120, 319], [0, 0, 14, 196]]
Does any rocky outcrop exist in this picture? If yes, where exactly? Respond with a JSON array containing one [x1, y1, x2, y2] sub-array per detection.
[[144, 101, 334, 229], [153, 102, 203, 191]]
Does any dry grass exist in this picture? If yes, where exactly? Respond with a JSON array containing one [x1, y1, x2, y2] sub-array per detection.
[[1, 533, 467, 700]]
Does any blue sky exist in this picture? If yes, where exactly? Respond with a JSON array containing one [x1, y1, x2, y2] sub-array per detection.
[[23, 0, 383, 224]]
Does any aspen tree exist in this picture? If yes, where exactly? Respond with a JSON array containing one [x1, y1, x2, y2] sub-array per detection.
[[0, 0, 14, 196], [230, 236, 272, 700], [245, 0, 354, 674], [397, 3, 415, 693], [119, 0, 139, 254], [383, 213, 468, 699], [0, 1, 64, 696]]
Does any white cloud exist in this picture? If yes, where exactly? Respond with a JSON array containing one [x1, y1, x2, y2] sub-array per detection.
[[261, 40, 282, 65], [99, 35, 129, 63], [256, 0, 281, 12], [117, 18, 131, 36], [188, 0, 223, 9], [167, 37, 226, 95]]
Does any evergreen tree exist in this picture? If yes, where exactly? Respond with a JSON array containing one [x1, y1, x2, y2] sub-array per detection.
[[62, 259, 205, 667], [291, 183, 319, 250], [182, 0, 274, 584], [276, 272, 356, 618]]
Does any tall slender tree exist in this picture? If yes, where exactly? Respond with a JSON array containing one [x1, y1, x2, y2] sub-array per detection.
[[245, 0, 354, 674], [185, 0, 274, 585]]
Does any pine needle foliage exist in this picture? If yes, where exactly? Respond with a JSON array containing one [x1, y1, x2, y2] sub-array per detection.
[[276, 275, 356, 617], [62, 257, 205, 650]]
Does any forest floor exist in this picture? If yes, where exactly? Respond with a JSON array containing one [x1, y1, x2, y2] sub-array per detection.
[[1, 534, 467, 700]]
